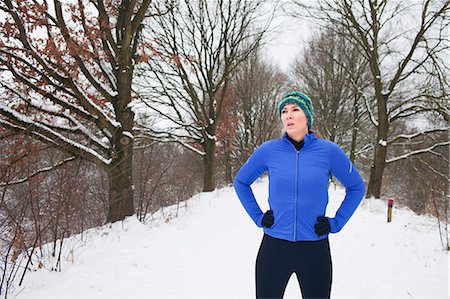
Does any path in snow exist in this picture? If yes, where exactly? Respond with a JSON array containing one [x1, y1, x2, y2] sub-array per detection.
[[14, 179, 449, 298]]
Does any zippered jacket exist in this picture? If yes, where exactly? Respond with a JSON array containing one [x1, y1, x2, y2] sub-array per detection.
[[234, 132, 366, 241]]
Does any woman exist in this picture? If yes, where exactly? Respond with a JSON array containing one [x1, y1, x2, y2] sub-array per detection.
[[234, 91, 365, 299]]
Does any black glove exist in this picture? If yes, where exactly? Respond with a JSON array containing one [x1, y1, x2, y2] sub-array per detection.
[[314, 216, 331, 236], [261, 210, 274, 228]]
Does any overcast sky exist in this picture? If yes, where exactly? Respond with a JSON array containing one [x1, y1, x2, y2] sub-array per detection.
[[262, 10, 315, 72]]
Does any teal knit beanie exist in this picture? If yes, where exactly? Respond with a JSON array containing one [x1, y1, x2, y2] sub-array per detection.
[[278, 91, 314, 129]]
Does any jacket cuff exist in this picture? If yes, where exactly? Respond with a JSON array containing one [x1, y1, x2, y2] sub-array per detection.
[[329, 217, 341, 233], [255, 213, 264, 228]]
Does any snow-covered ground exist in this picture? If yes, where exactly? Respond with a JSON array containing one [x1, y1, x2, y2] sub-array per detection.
[[12, 178, 449, 298]]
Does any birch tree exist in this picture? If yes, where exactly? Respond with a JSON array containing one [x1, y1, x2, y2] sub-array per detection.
[[0, 0, 154, 222], [289, 0, 450, 198], [136, 0, 271, 191]]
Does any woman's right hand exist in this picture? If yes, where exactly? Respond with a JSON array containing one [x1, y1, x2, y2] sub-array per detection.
[[261, 210, 274, 228]]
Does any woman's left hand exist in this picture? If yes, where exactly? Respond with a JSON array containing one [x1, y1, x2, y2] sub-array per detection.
[[261, 210, 274, 228]]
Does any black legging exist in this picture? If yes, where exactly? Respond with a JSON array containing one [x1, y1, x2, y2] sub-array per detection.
[[256, 234, 332, 299]]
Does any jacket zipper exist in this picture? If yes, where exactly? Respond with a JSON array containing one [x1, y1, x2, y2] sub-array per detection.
[[294, 149, 299, 241]]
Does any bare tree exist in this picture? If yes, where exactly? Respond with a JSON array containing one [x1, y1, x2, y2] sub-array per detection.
[[215, 85, 240, 185], [133, 140, 202, 222], [291, 26, 373, 164], [289, 0, 450, 198], [230, 49, 288, 167], [136, 0, 272, 191], [0, 0, 154, 222], [0, 134, 105, 296], [382, 119, 449, 249]]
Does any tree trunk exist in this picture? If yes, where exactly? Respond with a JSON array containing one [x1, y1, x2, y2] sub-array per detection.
[[107, 28, 136, 222], [107, 133, 134, 222], [203, 138, 216, 192], [366, 93, 389, 198], [224, 140, 233, 184], [349, 93, 359, 164], [367, 142, 387, 198]]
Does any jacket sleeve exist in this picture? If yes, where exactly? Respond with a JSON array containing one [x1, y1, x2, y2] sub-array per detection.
[[328, 143, 366, 233], [233, 144, 268, 227]]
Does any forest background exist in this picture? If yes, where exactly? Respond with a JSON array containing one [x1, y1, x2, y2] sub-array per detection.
[[0, 0, 448, 295]]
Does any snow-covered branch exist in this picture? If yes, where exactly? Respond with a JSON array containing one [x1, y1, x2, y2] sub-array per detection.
[[389, 104, 442, 123], [386, 141, 450, 164], [416, 155, 449, 180], [388, 127, 450, 145], [135, 131, 206, 156], [354, 143, 374, 156], [0, 104, 111, 166], [362, 92, 379, 127], [0, 51, 119, 135], [0, 156, 77, 186], [1, 86, 110, 150]]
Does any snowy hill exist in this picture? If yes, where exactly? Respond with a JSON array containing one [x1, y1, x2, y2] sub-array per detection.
[[12, 179, 449, 298]]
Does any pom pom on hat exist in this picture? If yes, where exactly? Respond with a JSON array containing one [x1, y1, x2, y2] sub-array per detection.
[[278, 91, 314, 129]]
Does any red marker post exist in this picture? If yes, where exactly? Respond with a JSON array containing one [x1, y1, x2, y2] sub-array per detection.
[[387, 199, 394, 222]]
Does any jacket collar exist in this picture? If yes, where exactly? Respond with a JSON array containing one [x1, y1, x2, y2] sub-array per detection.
[[282, 131, 316, 148]]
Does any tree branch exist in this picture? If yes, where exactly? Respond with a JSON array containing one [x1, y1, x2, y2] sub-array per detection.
[[386, 141, 450, 164], [0, 156, 77, 186], [0, 104, 111, 166]]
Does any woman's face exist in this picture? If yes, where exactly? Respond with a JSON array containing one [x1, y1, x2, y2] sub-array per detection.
[[281, 103, 309, 140]]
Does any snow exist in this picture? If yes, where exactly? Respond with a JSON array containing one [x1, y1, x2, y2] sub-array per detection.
[[122, 131, 134, 139], [11, 179, 449, 298], [386, 140, 450, 164], [176, 139, 206, 156], [0, 103, 112, 165], [100, 136, 110, 146], [379, 139, 387, 146], [205, 131, 217, 141]]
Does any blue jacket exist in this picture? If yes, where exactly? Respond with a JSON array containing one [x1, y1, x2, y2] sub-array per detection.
[[234, 132, 365, 241]]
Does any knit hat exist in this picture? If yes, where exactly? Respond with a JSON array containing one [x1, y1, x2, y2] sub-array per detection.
[[278, 91, 314, 129]]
